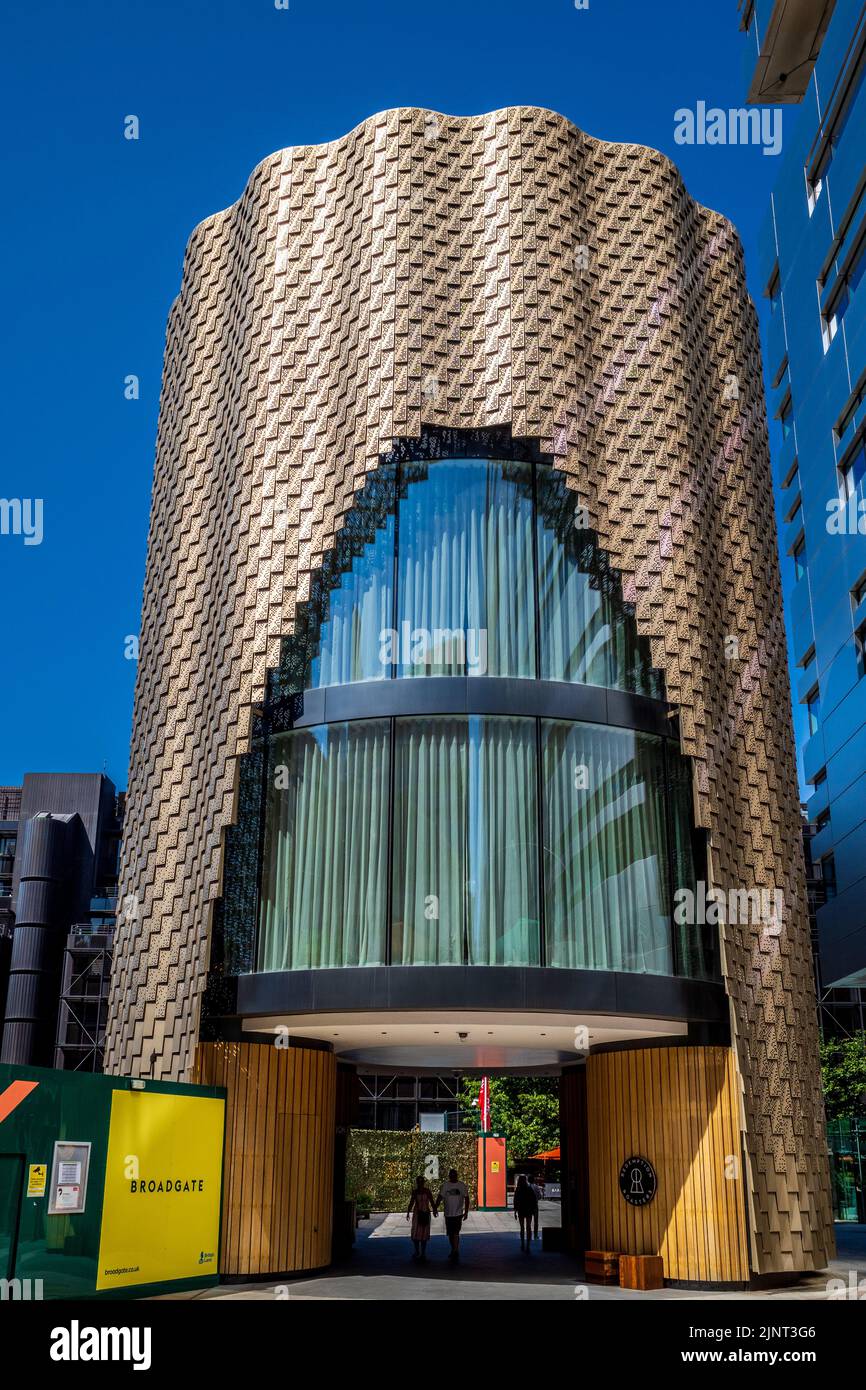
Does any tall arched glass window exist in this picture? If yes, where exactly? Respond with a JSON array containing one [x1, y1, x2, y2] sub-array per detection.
[[221, 439, 716, 984], [300, 457, 660, 696]]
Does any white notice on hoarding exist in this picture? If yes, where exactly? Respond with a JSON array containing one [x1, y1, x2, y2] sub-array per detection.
[[58, 1162, 82, 1185]]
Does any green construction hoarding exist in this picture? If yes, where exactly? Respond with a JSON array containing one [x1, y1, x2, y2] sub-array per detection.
[[0, 1061, 226, 1300]]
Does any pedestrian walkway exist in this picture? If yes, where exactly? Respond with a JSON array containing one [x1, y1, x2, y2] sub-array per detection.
[[366, 1207, 555, 1239], [154, 1220, 866, 1301]]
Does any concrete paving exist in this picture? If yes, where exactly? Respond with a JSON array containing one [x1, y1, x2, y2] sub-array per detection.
[[153, 1211, 866, 1302]]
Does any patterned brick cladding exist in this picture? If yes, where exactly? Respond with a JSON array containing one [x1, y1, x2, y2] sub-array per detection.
[[104, 107, 833, 1274]]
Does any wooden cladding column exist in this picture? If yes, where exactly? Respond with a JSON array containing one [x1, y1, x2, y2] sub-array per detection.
[[194, 1040, 337, 1277], [587, 1045, 750, 1286], [560, 1066, 590, 1254]]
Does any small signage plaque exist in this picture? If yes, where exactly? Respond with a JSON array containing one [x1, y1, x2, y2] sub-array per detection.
[[619, 1155, 657, 1207]]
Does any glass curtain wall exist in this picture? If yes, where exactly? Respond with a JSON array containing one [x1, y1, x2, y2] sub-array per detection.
[[542, 721, 671, 973], [256, 716, 707, 977], [303, 457, 659, 696], [248, 451, 711, 980], [257, 721, 390, 970], [396, 461, 535, 678], [308, 516, 394, 688], [391, 716, 539, 966]]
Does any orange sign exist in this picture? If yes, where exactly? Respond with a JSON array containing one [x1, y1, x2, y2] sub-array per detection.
[[0, 1080, 38, 1124]]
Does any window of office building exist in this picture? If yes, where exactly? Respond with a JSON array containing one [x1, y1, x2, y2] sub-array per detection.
[[809, 46, 866, 196], [820, 854, 837, 899], [841, 439, 866, 501], [793, 536, 807, 581], [779, 394, 794, 440], [823, 240, 866, 351]]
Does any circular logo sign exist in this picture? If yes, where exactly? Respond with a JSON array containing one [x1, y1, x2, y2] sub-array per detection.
[[619, 1155, 657, 1206]]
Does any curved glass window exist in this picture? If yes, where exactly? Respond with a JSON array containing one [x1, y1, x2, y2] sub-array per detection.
[[391, 716, 539, 965], [294, 456, 660, 697], [258, 721, 390, 970], [218, 436, 714, 988], [254, 716, 712, 978], [535, 470, 656, 690], [309, 518, 394, 688], [542, 721, 672, 973], [395, 461, 535, 678]]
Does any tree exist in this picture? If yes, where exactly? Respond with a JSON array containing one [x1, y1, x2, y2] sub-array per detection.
[[458, 1077, 559, 1160], [820, 1032, 866, 1119]]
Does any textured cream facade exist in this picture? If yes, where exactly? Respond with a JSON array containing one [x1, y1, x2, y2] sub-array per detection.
[[105, 107, 833, 1274]]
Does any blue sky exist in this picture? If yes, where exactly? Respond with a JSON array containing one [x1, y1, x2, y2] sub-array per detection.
[[0, 0, 792, 789]]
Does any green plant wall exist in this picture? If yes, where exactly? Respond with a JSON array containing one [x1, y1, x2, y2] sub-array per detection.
[[346, 1129, 478, 1211]]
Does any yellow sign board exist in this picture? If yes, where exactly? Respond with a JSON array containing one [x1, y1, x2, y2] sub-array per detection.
[[96, 1090, 224, 1290], [491, 1160, 500, 1173], [27, 1163, 47, 1197]]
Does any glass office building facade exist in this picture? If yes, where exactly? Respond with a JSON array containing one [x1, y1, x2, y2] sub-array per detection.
[[743, 0, 866, 987]]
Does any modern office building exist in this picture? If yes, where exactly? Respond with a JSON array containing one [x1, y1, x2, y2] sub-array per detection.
[[739, 0, 866, 989], [803, 809, 866, 1037], [0, 773, 122, 1070], [106, 107, 833, 1285]]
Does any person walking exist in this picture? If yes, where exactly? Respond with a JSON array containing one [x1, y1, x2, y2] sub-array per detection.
[[436, 1168, 470, 1262], [406, 1174, 436, 1261], [529, 1176, 543, 1240], [513, 1174, 538, 1251]]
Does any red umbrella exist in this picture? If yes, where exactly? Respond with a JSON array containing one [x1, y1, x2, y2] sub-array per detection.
[[527, 1146, 560, 1161]]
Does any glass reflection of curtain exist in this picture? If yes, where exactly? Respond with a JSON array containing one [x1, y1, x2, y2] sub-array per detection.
[[308, 518, 394, 688], [542, 721, 672, 973], [537, 521, 616, 687], [535, 469, 657, 697], [667, 747, 711, 978], [467, 717, 540, 965], [391, 716, 539, 965], [397, 460, 535, 678], [391, 718, 467, 965], [257, 722, 389, 970]]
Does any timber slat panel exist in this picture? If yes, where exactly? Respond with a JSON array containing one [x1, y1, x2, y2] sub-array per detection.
[[587, 1046, 749, 1286], [194, 1041, 336, 1276]]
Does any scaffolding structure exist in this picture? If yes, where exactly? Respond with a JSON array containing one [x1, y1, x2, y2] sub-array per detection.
[[54, 925, 114, 1072]]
